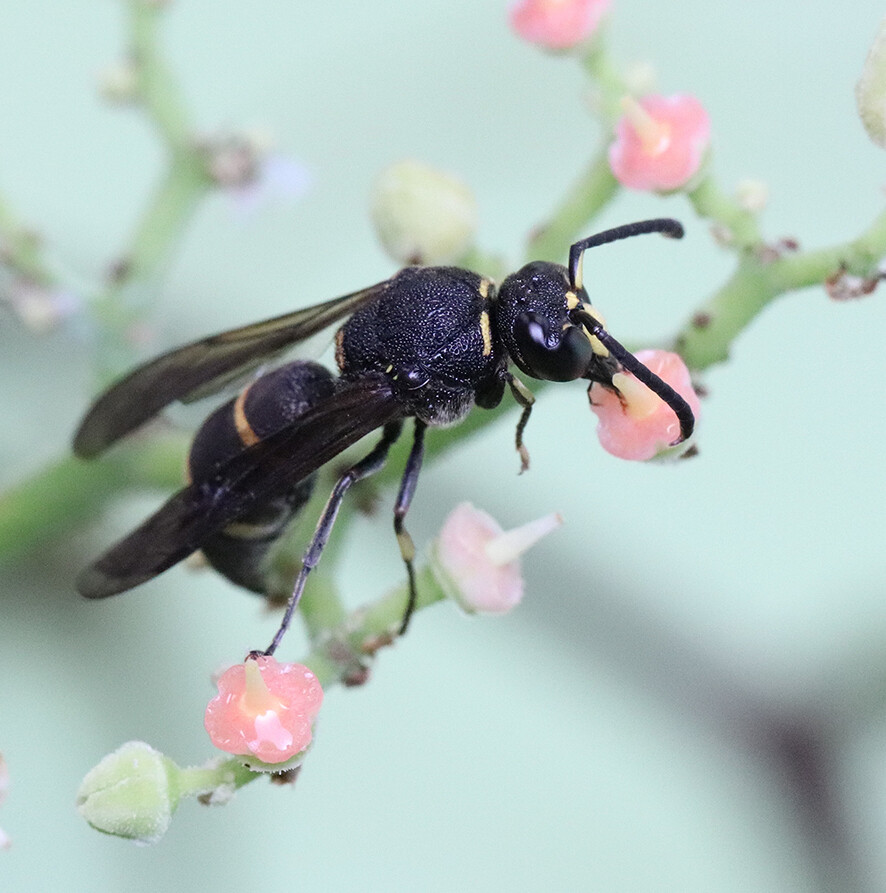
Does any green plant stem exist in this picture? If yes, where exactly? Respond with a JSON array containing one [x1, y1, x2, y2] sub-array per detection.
[[90, 0, 212, 383], [527, 149, 619, 264], [675, 206, 886, 370], [580, 32, 629, 125], [177, 759, 257, 798], [0, 433, 186, 562], [302, 565, 444, 687], [686, 174, 762, 248], [129, 0, 193, 149]]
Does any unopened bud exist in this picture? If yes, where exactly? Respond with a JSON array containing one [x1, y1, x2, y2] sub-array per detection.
[[370, 160, 477, 265], [76, 742, 181, 844], [857, 18, 886, 148]]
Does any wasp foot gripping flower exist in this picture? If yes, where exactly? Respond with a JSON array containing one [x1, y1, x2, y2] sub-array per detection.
[[76, 742, 182, 844], [608, 94, 711, 192], [509, 0, 611, 51], [590, 349, 701, 461], [431, 503, 562, 614], [204, 656, 323, 770], [370, 160, 477, 265]]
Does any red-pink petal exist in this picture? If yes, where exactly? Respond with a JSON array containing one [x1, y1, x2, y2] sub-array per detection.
[[608, 94, 711, 192], [204, 657, 323, 764], [590, 350, 700, 461], [509, 0, 611, 50]]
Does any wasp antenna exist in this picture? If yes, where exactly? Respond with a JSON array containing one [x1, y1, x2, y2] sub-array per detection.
[[572, 309, 694, 444], [568, 218, 684, 291]]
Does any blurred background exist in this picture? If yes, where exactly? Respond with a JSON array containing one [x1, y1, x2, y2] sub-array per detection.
[[2, 1, 885, 890]]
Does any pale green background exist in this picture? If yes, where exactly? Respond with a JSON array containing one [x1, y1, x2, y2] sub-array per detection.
[[2, 1, 886, 891]]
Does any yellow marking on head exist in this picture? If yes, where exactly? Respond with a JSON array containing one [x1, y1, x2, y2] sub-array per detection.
[[233, 387, 261, 447], [479, 310, 493, 356], [565, 291, 580, 310]]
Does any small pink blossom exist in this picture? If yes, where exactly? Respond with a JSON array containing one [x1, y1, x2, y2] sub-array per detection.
[[590, 350, 700, 461], [204, 656, 323, 766], [509, 0, 611, 50], [433, 503, 562, 614], [608, 94, 711, 192]]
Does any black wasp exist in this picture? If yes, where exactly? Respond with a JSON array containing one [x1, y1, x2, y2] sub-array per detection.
[[73, 218, 694, 655]]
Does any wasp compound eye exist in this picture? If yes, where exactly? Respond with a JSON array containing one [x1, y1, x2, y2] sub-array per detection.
[[512, 312, 593, 382]]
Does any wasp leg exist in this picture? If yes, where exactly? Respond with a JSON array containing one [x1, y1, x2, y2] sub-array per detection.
[[262, 419, 405, 656], [506, 373, 535, 473], [394, 420, 427, 635]]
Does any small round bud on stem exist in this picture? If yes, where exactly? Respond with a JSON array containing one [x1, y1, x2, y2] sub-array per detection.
[[857, 17, 886, 149], [75, 742, 181, 844], [370, 160, 477, 265]]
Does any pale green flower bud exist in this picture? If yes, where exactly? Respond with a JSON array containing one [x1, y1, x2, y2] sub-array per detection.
[[857, 18, 886, 149], [370, 160, 477, 265], [76, 742, 181, 844]]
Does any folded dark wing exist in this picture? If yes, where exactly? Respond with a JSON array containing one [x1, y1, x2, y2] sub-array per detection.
[[77, 376, 404, 598], [73, 281, 389, 458]]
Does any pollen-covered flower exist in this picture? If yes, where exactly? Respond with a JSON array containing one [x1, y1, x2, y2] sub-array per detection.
[[608, 94, 710, 192], [204, 656, 323, 769], [431, 503, 562, 614], [509, 0, 611, 50], [590, 349, 700, 461]]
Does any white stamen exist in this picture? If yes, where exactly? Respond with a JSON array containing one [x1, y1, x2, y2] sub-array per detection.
[[483, 513, 563, 566]]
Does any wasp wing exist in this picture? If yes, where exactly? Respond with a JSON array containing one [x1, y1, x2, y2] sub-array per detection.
[[77, 377, 404, 599], [73, 280, 390, 458]]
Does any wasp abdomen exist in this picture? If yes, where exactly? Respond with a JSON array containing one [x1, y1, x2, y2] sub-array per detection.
[[187, 361, 336, 593]]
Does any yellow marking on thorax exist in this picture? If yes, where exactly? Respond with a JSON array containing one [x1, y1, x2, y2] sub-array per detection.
[[479, 309, 493, 356], [478, 277, 493, 299], [233, 387, 261, 447], [334, 328, 346, 372]]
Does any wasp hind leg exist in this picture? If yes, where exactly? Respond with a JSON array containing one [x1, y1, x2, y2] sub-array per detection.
[[261, 419, 405, 656], [394, 420, 427, 635]]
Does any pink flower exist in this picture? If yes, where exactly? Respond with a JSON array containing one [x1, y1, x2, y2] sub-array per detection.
[[608, 94, 711, 192], [590, 350, 701, 461], [432, 503, 562, 614], [204, 656, 323, 767], [509, 0, 611, 50]]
